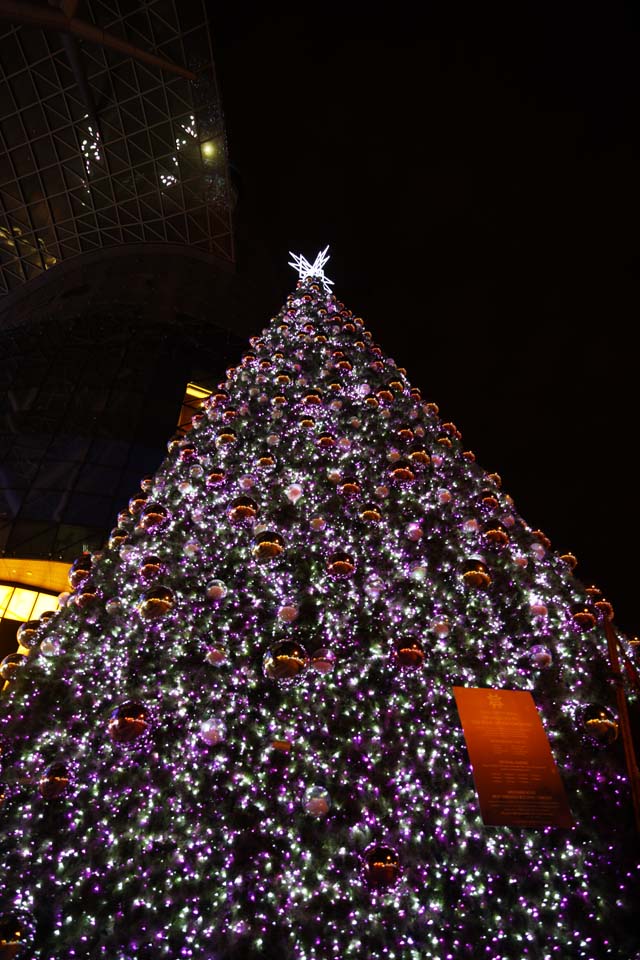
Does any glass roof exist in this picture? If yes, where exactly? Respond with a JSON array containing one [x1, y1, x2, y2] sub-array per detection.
[[0, 0, 233, 295]]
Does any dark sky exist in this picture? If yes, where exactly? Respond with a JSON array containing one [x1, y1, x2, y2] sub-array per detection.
[[208, 0, 639, 636]]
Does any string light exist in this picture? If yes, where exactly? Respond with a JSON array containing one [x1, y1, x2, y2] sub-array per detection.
[[0, 266, 636, 958]]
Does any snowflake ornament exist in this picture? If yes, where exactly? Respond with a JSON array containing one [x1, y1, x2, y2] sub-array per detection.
[[288, 245, 334, 293]]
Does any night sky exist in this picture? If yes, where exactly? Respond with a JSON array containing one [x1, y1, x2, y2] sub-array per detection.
[[208, 1, 639, 635]]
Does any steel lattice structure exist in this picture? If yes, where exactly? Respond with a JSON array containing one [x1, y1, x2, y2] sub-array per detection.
[[0, 0, 233, 296]]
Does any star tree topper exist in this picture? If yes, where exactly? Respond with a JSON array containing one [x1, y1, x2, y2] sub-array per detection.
[[288, 245, 335, 293]]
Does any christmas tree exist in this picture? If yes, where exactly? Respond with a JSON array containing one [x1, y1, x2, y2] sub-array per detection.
[[1, 249, 638, 959]]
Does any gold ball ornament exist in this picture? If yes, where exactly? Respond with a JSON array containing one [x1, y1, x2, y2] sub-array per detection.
[[139, 555, 164, 581], [108, 701, 150, 744], [128, 492, 148, 516], [483, 523, 510, 548], [0, 653, 28, 682], [138, 586, 175, 619], [16, 621, 40, 650], [389, 460, 415, 483], [583, 705, 619, 746], [215, 428, 237, 448], [394, 638, 425, 668], [263, 640, 309, 680], [363, 844, 401, 888], [108, 527, 129, 550], [206, 469, 226, 487], [338, 478, 361, 497], [38, 761, 70, 800], [68, 552, 93, 589], [462, 558, 492, 589], [253, 531, 285, 561], [0, 911, 34, 959], [571, 606, 597, 631], [139, 503, 171, 532], [409, 448, 431, 467], [228, 496, 259, 524], [73, 580, 99, 610], [327, 550, 356, 577]]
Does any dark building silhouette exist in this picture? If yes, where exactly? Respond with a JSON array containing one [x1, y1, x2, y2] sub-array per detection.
[[0, 0, 258, 655]]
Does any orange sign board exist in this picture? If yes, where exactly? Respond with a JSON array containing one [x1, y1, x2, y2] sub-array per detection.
[[453, 686, 574, 828]]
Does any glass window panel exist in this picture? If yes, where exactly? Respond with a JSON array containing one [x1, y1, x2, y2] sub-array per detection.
[[31, 593, 59, 619], [0, 585, 13, 617], [6, 587, 36, 622]]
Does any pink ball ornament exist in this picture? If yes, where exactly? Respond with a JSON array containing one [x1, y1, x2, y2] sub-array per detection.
[[432, 618, 450, 638], [531, 542, 546, 560], [514, 554, 528, 568], [310, 517, 326, 531], [239, 475, 255, 491], [530, 601, 548, 618], [304, 786, 331, 817], [310, 647, 336, 674], [184, 540, 201, 557], [531, 645, 553, 668], [438, 489, 452, 504], [204, 645, 227, 665], [462, 519, 480, 533], [267, 434, 280, 447], [278, 604, 299, 623], [200, 720, 226, 745], [405, 523, 423, 542], [431, 453, 444, 466], [375, 485, 389, 498], [206, 580, 228, 601], [286, 484, 304, 503], [365, 574, 386, 597]]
